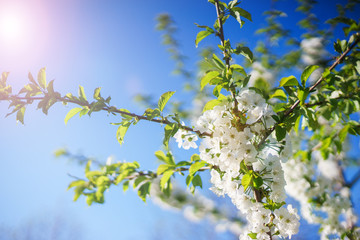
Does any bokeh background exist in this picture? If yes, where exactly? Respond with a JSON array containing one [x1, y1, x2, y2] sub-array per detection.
[[0, 0, 359, 239]]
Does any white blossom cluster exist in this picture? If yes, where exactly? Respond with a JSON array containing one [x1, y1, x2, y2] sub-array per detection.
[[175, 88, 300, 239], [283, 151, 358, 239], [248, 62, 276, 87], [300, 37, 328, 66], [300, 37, 328, 84]]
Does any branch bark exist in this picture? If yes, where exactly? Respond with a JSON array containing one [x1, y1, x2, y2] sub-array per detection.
[[1, 94, 212, 137]]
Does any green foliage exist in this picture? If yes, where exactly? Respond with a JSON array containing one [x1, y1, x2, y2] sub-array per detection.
[[195, 26, 215, 48], [158, 91, 176, 112], [279, 75, 299, 87]]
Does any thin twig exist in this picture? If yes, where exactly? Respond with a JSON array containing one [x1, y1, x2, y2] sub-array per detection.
[[214, 0, 239, 111], [257, 34, 360, 148], [2, 95, 212, 137]]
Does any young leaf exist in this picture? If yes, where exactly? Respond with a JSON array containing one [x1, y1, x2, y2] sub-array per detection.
[[195, 29, 214, 47], [212, 54, 226, 69], [157, 164, 173, 175], [189, 161, 207, 176], [163, 123, 178, 148], [192, 174, 202, 189], [201, 71, 220, 90], [78, 85, 87, 102], [137, 181, 151, 202], [241, 172, 252, 190], [64, 107, 82, 125], [203, 99, 221, 112], [270, 89, 287, 101], [279, 75, 299, 87], [160, 170, 174, 190], [158, 91, 175, 112], [155, 150, 175, 165], [37, 67, 47, 89], [339, 125, 350, 142], [301, 65, 319, 86], [234, 46, 253, 62], [93, 87, 102, 100], [230, 64, 247, 76], [16, 107, 25, 124], [231, 7, 252, 21], [116, 121, 132, 145]]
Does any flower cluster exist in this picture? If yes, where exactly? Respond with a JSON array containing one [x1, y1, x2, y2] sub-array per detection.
[[175, 89, 300, 239], [283, 150, 358, 239]]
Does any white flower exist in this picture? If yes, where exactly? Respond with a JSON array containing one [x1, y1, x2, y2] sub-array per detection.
[[173, 128, 198, 150]]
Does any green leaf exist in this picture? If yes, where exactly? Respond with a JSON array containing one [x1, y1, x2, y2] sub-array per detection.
[[46, 80, 55, 94], [67, 180, 87, 190], [137, 181, 151, 202], [248, 233, 257, 239], [339, 125, 350, 143], [275, 125, 286, 141], [203, 99, 221, 112], [134, 176, 148, 188], [16, 107, 25, 124], [93, 87, 101, 100], [116, 121, 132, 145], [270, 89, 287, 101], [253, 176, 263, 189], [212, 54, 225, 69], [234, 46, 253, 62], [37, 67, 47, 89], [294, 116, 301, 134], [190, 154, 200, 162], [157, 164, 173, 175], [231, 7, 252, 21], [201, 71, 220, 90], [79, 108, 89, 117], [160, 170, 174, 190], [297, 88, 309, 105], [64, 107, 82, 125], [192, 175, 202, 189], [301, 65, 319, 86], [158, 91, 175, 112], [279, 75, 299, 87], [123, 181, 129, 192], [163, 123, 178, 148], [189, 161, 207, 176], [154, 150, 175, 165], [241, 172, 252, 190], [28, 72, 37, 85], [195, 29, 214, 47], [230, 64, 247, 76], [78, 85, 87, 102]]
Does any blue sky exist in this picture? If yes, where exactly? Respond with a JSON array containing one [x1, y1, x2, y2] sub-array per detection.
[[0, 0, 359, 239]]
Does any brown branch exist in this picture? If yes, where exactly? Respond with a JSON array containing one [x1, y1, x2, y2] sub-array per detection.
[[304, 89, 360, 108], [2, 94, 212, 137], [214, 0, 239, 114], [257, 34, 360, 148], [348, 168, 360, 188]]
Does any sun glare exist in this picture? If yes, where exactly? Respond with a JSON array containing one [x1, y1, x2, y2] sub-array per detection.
[[0, 13, 24, 43]]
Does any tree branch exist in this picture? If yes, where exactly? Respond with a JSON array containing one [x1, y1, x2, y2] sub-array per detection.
[[257, 34, 360, 148], [1, 94, 212, 137], [348, 168, 360, 188]]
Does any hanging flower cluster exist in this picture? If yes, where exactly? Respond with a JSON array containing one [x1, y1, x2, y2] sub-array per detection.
[[174, 88, 300, 239]]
